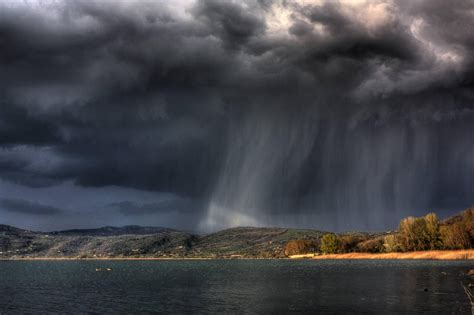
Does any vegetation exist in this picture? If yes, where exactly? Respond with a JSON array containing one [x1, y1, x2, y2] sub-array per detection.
[[290, 206, 473, 256], [356, 237, 385, 253], [397, 213, 442, 251], [284, 240, 319, 256], [320, 234, 341, 254], [0, 207, 472, 259], [394, 209, 473, 252]]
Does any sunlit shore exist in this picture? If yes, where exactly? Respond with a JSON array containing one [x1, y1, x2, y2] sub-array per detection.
[[1, 250, 473, 260], [292, 250, 474, 260]]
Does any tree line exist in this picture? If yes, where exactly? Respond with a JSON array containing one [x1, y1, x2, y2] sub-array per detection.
[[285, 207, 474, 256]]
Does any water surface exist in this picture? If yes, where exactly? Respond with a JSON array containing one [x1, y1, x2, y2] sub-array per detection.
[[0, 260, 472, 313]]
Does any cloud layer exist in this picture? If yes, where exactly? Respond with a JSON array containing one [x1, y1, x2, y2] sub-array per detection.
[[0, 0, 473, 231]]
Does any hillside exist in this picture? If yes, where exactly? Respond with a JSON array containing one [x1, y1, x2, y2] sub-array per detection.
[[1, 207, 472, 259], [0, 225, 324, 259], [189, 227, 324, 258]]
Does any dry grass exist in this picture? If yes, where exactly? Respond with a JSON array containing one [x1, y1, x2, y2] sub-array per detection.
[[288, 254, 316, 259], [311, 250, 474, 260]]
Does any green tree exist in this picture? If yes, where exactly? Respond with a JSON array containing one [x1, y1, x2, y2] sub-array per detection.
[[320, 233, 341, 254]]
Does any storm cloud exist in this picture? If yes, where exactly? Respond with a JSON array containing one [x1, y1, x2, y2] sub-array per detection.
[[0, 198, 62, 216], [110, 196, 197, 216], [0, 0, 472, 232]]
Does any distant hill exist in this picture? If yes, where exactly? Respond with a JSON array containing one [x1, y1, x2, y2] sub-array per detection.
[[0, 224, 28, 234], [0, 225, 193, 258], [0, 224, 324, 259]]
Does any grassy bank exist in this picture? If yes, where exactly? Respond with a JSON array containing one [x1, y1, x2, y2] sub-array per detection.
[[307, 249, 474, 260]]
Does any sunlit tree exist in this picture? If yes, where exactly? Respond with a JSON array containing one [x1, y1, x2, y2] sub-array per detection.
[[424, 213, 442, 250], [320, 233, 341, 254]]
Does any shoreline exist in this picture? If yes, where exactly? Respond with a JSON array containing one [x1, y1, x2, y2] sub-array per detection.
[[310, 249, 474, 260], [0, 257, 216, 261], [1, 250, 473, 261], [0, 257, 276, 261]]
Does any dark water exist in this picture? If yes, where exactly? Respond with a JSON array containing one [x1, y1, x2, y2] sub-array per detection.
[[0, 260, 472, 314]]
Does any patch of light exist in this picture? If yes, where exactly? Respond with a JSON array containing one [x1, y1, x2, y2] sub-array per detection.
[[265, 2, 294, 37], [199, 202, 259, 232], [410, 17, 463, 65], [265, 0, 325, 37], [265, 0, 395, 38], [340, 0, 395, 32]]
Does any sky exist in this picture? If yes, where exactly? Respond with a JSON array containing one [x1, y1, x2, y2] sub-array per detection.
[[0, 0, 473, 233]]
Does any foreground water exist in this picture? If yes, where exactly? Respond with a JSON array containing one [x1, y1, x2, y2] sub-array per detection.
[[0, 260, 472, 313]]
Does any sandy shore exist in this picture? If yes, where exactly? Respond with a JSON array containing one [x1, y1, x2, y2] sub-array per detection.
[[310, 250, 474, 260]]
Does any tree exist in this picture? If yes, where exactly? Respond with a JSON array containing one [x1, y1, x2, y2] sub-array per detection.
[[320, 233, 341, 254], [439, 207, 474, 249], [398, 214, 440, 251], [383, 234, 402, 252], [340, 235, 363, 253], [441, 223, 471, 249], [398, 216, 418, 251], [424, 213, 442, 250], [460, 208, 474, 245], [284, 240, 319, 256], [356, 237, 385, 253]]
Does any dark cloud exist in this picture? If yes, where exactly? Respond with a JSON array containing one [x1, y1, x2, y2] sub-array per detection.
[[0, 105, 59, 145], [110, 197, 196, 216], [193, 0, 266, 49], [0, 198, 62, 215], [0, 0, 472, 231]]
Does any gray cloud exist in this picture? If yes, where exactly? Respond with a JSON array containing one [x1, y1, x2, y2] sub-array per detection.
[[110, 197, 197, 216], [0, 198, 62, 216]]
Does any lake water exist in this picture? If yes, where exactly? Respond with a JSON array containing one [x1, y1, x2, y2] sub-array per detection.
[[0, 260, 472, 313]]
